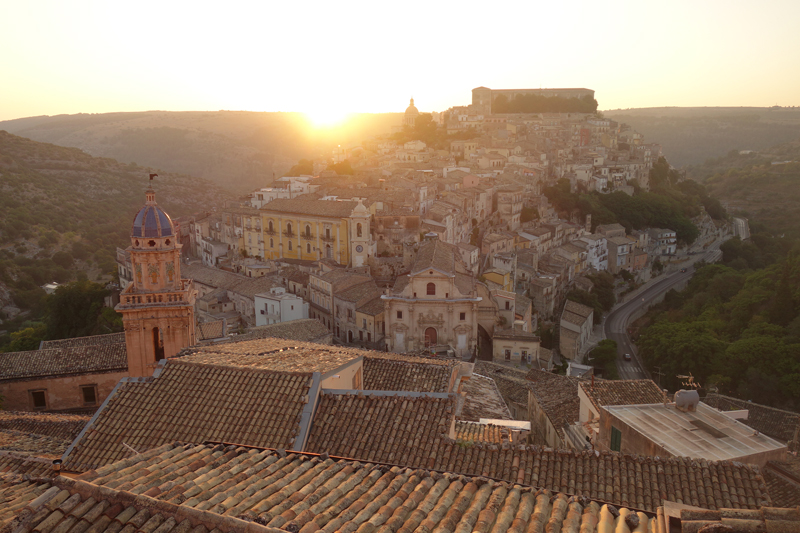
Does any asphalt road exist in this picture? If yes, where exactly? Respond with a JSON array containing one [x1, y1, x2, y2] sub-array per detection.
[[602, 240, 724, 380]]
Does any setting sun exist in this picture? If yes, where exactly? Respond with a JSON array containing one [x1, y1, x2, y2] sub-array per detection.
[[305, 108, 351, 128]]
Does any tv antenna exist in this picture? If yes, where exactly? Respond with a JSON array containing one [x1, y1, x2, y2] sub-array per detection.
[[676, 373, 701, 390]]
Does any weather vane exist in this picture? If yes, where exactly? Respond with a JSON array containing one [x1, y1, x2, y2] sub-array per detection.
[[149, 173, 158, 181]]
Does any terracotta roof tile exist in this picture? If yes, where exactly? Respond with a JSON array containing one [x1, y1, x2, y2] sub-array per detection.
[[578, 379, 665, 412], [363, 356, 453, 392], [196, 320, 226, 341], [262, 198, 358, 218], [460, 374, 513, 421], [38, 332, 126, 349], [680, 506, 800, 533], [0, 411, 90, 459], [527, 369, 580, 442], [178, 337, 361, 374], [454, 421, 511, 444], [0, 476, 54, 527], [235, 318, 332, 343], [0, 342, 127, 381], [763, 458, 800, 507], [305, 391, 455, 465], [62, 361, 313, 472]]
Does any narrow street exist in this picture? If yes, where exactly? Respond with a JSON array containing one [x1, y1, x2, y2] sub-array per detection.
[[602, 238, 726, 380]]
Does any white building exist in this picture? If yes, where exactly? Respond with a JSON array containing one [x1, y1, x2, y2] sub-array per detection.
[[576, 234, 608, 271], [254, 286, 309, 326]]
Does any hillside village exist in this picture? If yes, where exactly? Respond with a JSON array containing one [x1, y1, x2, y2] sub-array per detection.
[[1, 88, 799, 531]]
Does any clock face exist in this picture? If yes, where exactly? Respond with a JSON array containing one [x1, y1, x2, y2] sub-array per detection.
[[356, 245, 364, 253]]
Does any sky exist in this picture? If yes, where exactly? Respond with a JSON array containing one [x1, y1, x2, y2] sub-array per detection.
[[2, 0, 799, 123]]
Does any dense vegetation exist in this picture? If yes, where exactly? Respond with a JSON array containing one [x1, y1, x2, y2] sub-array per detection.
[[492, 94, 598, 114], [0, 131, 231, 350], [544, 157, 727, 244], [635, 216, 800, 410], [567, 271, 616, 325], [3, 281, 121, 352]]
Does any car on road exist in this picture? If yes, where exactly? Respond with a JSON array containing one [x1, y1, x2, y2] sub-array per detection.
[[680, 268, 688, 273], [624, 353, 632, 361]]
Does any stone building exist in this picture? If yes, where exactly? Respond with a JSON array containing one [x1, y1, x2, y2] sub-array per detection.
[[115, 185, 198, 377], [383, 236, 484, 357], [559, 300, 593, 361]]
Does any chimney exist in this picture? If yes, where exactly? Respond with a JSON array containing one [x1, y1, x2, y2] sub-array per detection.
[[52, 459, 62, 473]]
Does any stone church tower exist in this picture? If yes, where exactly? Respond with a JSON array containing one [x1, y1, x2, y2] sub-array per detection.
[[116, 183, 197, 377]]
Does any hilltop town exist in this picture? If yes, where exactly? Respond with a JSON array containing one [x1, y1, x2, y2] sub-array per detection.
[[1, 87, 798, 532]]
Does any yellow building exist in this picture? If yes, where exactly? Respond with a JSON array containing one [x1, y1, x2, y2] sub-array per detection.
[[259, 199, 374, 267]]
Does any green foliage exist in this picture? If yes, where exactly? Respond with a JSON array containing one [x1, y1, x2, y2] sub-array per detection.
[[326, 159, 354, 175], [536, 323, 555, 350], [45, 280, 119, 339], [588, 339, 619, 379], [636, 260, 800, 409], [587, 271, 616, 311], [566, 290, 603, 325], [543, 159, 705, 244], [284, 158, 314, 176], [493, 94, 598, 114], [520, 206, 538, 223], [4, 323, 47, 352]]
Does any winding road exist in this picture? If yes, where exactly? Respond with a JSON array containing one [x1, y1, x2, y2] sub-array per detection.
[[602, 239, 725, 380]]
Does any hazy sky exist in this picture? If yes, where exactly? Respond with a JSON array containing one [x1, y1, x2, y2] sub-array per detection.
[[2, 0, 799, 123]]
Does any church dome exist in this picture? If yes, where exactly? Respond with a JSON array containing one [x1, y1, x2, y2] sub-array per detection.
[[405, 98, 419, 116], [132, 187, 174, 238]]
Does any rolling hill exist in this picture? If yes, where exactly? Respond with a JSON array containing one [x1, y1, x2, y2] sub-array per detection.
[[0, 111, 403, 193], [604, 106, 800, 167]]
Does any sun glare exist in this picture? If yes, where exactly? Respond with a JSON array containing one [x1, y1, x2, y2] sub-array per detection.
[[306, 108, 351, 128]]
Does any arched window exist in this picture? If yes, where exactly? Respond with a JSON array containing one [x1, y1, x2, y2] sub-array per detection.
[[426, 282, 436, 296], [307, 243, 311, 253], [305, 225, 311, 237], [357, 223, 362, 237], [286, 222, 293, 235], [152, 327, 165, 361], [270, 238, 274, 248], [288, 241, 293, 251], [268, 221, 274, 232]]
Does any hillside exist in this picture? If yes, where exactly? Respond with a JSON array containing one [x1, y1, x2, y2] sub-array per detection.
[[0, 130, 233, 330], [0, 111, 403, 193], [686, 139, 800, 237], [604, 107, 800, 167]]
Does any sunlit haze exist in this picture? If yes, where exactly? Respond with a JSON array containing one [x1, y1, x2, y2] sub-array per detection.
[[1, 0, 799, 121]]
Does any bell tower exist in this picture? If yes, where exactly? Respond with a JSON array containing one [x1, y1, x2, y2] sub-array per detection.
[[349, 200, 373, 268], [116, 179, 197, 377]]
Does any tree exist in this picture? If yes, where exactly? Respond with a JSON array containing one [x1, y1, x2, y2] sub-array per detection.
[[588, 339, 619, 379], [284, 159, 314, 177], [45, 280, 120, 339]]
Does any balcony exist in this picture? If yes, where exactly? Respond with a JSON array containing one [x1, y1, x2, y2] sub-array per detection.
[[320, 235, 335, 243], [265, 228, 276, 236], [301, 233, 316, 241], [282, 231, 295, 239]]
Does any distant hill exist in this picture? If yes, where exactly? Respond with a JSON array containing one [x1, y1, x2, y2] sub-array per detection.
[[604, 107, 800, 167], [0, 131, 233, 321], [0, 111, 403, 193], [685, 138, 800, 236]]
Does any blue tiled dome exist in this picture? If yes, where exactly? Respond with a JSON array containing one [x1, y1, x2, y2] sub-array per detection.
[[132, 205, 174, 238]]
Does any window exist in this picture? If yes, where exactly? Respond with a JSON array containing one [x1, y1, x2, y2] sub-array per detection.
[[362, 318, 367, 328], [460, 312, 466, 321], [347, 309, 353, 319], [287, 222, 293, 235], [326, 228, 331, 239], [270, 238, 274, 248], [30, 389, 47, 410], [397, 311, 403, 319], [610, 426, 622, 452], [359, 331, 363, 341], [307, 243, 311, 253], [504, 349, 511, 361], [268, 221, 274, 232], [357, 223, 362, 237], [305, 225, 311, 237], [367, 332, 371, 342], [288, 241, 293, 251], [81, 385, 98, 405], [427, 283, 436, 295], [505, 301, 510, 310]]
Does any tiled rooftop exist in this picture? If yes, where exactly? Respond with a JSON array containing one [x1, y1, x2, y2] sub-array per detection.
[[62, 361, 313, 472], [0, 411, 90, 444], [680, 506, 800, 533], [0, 342, 127, 381], [0, 476, 53, 527], [236, 318, 332, 343], [196, 319, 226, 340], [5, 442, 674, 533], [410, 238, 462, 275], [454, 421, 511, 444], [363, 356, 453, 392], [38, 332, 126, 349], [703, 393, 800, 447], [182, 262, 281, 299], [579, 379, 666, 412], [527, 369, 580, 442], [473, 361, 530, 408], [763, 457, 800, 507], [179, 337, 362, 374], [261, 198, 358, 217], [305, 391, 455, 465], [460, 374, 513, 421]]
